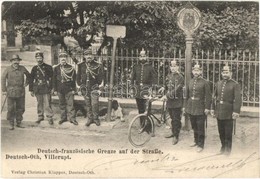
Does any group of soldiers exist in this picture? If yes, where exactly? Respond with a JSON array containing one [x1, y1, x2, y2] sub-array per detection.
[[1, 48, 104, 130], [2, 48, 242, 156], [131, 49, 242, 156]]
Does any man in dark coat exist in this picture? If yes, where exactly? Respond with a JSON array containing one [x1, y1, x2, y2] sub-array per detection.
[[211, 64, 242, 155], [53, 51, 78, 125], [29, 51, 54, 125], [185, 62, 211, 152], [131, 48, 157, 133], [159, 60, 184, 145], [1, 54, 30, 130], [77, 48, 104, 127]]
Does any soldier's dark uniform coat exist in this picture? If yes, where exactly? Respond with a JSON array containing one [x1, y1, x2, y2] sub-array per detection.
[[76, 61, 104, 92], [185, 76, 211, 149], [164, 72, 185, 140], [213, 79, 242, 119], [53, 64, 76, 94], [131, 63, 157, 98], [213, 78, 242, 154], [165, 73, 184, 108], [185, 77, 211, 115], [76, 60, 104, 123], [29, 63, 53, 94], [131, 62, 157, 133]]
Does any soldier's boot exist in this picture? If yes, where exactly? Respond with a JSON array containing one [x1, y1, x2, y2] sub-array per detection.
[[48, 119, 54, 125], [58, 119, 68, 125], [85, 119, 94, 127], [16, 123, 25, 128], [196, 146, 204, 153], [165, 134, 174, 138], [217, 147, 225, 155], [172, 136, 179, 145], [70, 120, 78, 125], [36, 119, 44, 124], [190, 143, 197, 147], [9, 120, 14, 130], [223, 147, 231, 156], [93, 119, 100, 126]]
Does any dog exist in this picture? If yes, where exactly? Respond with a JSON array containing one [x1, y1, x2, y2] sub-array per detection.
[[74, 102, 87, 118], [99, 100, 125, 122]]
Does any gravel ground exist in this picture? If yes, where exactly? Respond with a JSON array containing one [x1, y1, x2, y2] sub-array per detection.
[[1, 58, 259, 178]]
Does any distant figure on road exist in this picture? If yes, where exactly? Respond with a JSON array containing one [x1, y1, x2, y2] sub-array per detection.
[[77, 48, 104, 127], [184, 62, 211, 153], [211, 63, 242, 156], [159, 60, 184, 145], [131, 48, 157, 134], [52, 51, 78, 125], [29, 51, 54, 125], [1, 54, 30, 130]]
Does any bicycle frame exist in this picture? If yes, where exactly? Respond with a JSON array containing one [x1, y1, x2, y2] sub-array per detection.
[[145, 97, 167, 126], [128, 96, 170, 147]]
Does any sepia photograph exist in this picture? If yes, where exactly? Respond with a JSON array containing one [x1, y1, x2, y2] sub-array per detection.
[[1, 1, 259, 178]]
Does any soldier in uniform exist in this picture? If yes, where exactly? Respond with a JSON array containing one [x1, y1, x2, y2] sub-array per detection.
[[52, 51, 78, 125], [159, 60, 184, 145], [1, 54, 30, 130], [29, 51, 54, 125], [131, 48, 157, 133], [184, 62, 211, 152], [211, 64, 242, 155], [77, 48, 104, 127]]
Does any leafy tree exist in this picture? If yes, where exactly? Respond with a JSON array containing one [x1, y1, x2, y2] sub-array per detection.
[[2, 1, 259, 54], [195, 2, 259, 50]]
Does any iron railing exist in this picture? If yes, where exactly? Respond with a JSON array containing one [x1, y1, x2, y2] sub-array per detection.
[[68, 48, 259, 107]]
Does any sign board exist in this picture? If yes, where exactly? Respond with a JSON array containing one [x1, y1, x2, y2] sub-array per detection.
[[177, 4, 201, 35], [106, 25, 126, 38]]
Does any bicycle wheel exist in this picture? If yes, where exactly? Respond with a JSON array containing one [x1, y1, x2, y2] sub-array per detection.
[[128, 114, 154, 147]]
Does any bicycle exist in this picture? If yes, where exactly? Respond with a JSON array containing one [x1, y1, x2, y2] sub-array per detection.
[[128, 95, 170, 147]]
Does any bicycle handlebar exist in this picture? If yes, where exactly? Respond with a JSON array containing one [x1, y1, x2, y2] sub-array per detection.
[[143, 95, 166, 101]]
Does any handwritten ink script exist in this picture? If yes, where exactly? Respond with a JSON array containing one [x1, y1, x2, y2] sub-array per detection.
[[84, 152, 259, 177]]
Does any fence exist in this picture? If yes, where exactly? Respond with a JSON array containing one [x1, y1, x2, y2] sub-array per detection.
[[67, 48, 259, 107]]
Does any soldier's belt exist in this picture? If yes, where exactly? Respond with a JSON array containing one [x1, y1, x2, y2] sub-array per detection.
[[138, 83, 150, 86], [190, 97, 200, 100], [35, 80, 47, 85], [217, 100, 232, 104], [61, 80, 72, 83]]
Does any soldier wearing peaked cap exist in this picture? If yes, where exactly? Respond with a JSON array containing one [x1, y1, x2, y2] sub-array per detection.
[[1, 54, 31, 130], [77, 48, 104, 127], [159, 60, 184, 145], [184, 62, 211, 153], [29, 51, 54, 125], [211, 63, 242, 156], [53, 51, 78, 125], [131, 48, 158, 134]]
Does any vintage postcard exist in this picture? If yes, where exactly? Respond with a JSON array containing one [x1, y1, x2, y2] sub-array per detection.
[[1, 1, 259, 178]]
